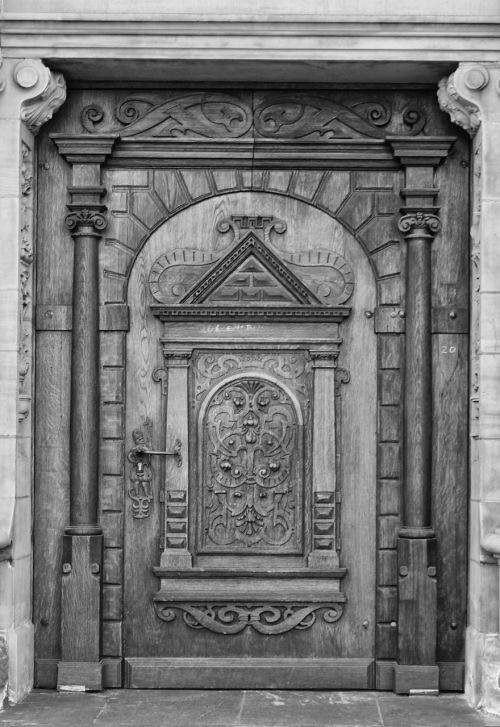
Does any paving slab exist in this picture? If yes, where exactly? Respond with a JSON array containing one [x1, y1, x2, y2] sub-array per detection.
[[1, 689, 500, 727]]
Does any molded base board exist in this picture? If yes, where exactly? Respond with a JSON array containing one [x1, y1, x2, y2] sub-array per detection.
[[376, 660, 464, 692], [37, 658, 121, 688], [124, 657, 374, 689], [57, 660, 103, 691], [394, 664, 439, 694]]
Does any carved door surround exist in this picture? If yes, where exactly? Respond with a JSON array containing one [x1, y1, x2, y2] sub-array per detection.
[[39, 89, 469, 692]]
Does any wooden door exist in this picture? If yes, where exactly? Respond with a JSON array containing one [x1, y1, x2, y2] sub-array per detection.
[[123, 192, 377, 688], [33, 88, 469, 692]]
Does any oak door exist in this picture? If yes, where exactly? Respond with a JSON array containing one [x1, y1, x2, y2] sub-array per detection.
[[122, 190, 377, 688]]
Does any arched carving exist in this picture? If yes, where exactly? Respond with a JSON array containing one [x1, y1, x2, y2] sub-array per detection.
[[199, 375, 303, 553]]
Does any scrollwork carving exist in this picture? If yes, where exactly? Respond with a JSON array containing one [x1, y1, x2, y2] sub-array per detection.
[[254, 95, 393, 139], [154, 602, 344, 634], [81, 93, 253, 138], [201, 377, 302, 552]]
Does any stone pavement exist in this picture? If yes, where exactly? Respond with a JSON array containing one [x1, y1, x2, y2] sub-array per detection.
[[1, 690, 500, 727]]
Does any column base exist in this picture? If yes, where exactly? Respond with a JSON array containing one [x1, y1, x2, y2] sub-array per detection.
[[394, 664, 439, 694], [57, 660, 103, 692]]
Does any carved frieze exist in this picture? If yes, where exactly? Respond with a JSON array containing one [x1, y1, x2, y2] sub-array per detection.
[[81, 92, 253, 138], [200, 377, 302, 553], [80, 92, 426, 140], [154, 602, 344, 634]]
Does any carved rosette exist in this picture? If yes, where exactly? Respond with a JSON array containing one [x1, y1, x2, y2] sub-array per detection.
[[398, 212, 441, 240], [65, 209, 108, 237]]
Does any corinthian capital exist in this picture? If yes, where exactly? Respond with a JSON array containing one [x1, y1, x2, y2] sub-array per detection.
[[438, 62, 500, 134], [0, 59, 66, 134]]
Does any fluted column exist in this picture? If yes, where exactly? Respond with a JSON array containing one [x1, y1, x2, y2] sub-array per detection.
[[388, 137, 454, 693], [51, 135, 115, 691]]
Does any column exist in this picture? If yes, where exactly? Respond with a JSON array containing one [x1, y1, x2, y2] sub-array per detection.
[[0, 60, 66, 706], [439, 62, 500, 713], [388, 138, 454, 693], [51, 135, 115, 690]]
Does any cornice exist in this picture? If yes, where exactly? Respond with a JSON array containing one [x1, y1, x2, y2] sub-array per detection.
[[1, 18, 500, 64]]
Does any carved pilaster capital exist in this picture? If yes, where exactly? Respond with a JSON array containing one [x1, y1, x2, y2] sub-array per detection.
[[398, 212, 441, 240], [438, 62, 500, 134], [65, 208, 107, 237], [0, 59, 66, 134]]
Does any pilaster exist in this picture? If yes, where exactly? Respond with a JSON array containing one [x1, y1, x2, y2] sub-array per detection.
[[439, 61, 500, 715], [0, 59, 66, 706]]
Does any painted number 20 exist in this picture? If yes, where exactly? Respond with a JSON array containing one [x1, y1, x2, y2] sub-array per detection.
[[441, 345, 457, 354]]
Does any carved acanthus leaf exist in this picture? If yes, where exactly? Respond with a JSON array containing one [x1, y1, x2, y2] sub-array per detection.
[[21, 71, 66, 135], [437, 75, 481, 136]]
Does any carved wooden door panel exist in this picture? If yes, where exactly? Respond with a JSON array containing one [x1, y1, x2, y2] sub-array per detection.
[[123, 192, 377, 689]]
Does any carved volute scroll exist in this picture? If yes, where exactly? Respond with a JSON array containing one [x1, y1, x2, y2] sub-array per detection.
[[200, 376, 302, 553]]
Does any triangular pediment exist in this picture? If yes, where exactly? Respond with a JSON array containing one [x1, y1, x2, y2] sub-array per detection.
[[180, 233, 320, 306]]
